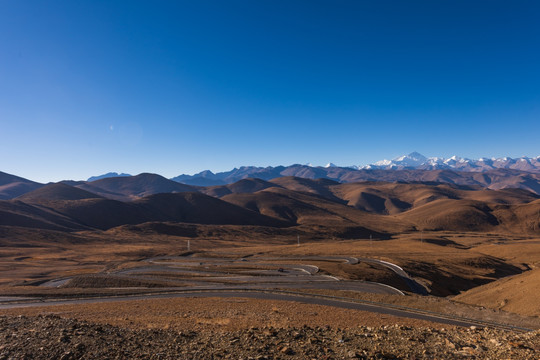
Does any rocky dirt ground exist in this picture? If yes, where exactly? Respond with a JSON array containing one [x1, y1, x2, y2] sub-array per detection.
[[1, 314, 539, 360]]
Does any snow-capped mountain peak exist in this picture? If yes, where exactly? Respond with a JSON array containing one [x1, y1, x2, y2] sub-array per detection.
[[358, 153, 540, 172], [373, 159, 392, 166], [390, 152, 428, 167]]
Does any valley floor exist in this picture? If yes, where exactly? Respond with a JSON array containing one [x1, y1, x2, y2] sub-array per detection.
[[1, 227, 540, 358]]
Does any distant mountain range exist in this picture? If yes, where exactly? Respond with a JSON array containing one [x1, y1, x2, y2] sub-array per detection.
[[87, 172, 131, 182], [81, 153, 540, 187], [1, 174, 539, 236], [358, 152, 540, 172], [1, 153, 540, 201], [169, 153, 540, 193]]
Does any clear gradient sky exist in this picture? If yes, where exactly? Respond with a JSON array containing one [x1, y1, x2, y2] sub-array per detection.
[[1, 1, 539, 182]]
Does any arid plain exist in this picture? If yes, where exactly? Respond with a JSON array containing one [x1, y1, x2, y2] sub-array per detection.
[[1, 171, 540, 358]]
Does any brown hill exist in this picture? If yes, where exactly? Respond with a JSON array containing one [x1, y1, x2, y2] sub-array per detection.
[[268, 176, 344, 203], [2, 174, 539, 235], [1, 191, 290, 231], [133, 192, 290, 227], [202, 178, 279, 198], [36, 198, 152, 230], [17, 183, 102, 202], [331, 183, 414, 214], [0, 200, 90, 231], [77, 173, 198, 201], [491, 199, 540, 233], [335, 168, 540, 195], [222, 190, 349, 226], [396, 199, 499, 232], [222, 187, 412, 235], [453, 268, 540, 317], [0, 171, 43, 200], [329, 182, 538, 215]]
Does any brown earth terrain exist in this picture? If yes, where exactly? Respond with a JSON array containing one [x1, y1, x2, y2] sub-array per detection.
[[1, 174, 540, 358], [1, 314, 538, 359]]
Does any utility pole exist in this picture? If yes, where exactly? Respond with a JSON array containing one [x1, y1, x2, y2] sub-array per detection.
[[370, 234, 372, 247], [187, 239, 191, 252], [297, 235, 300, 246]]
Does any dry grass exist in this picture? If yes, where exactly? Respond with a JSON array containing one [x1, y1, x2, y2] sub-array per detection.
[[1, 225, 539, 320], [0, 297, 447, 331], [454, 268, 540, 317]]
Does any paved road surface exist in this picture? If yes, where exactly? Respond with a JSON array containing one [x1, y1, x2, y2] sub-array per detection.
[[0, 290, 493, 328]]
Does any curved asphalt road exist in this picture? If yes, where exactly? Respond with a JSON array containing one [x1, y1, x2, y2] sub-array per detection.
[[0, 289, 531, 331], [358, 258, 428, 295], [40, 255, 419, 296]]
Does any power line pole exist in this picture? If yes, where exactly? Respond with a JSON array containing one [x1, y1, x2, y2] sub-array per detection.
[[297, 235, 300, 246], [187, 239, 190, 252]]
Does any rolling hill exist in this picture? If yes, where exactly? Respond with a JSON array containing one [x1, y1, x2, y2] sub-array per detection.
[[133, 192, 290, 227], [202, 178, 280, 198], [0, 173, 538, 235], [0, 186, 290, 231], [0, 171, 43, 200], [171, 160, 540, 194], [17, 183, 102, 202], [76, 173, 198, 201], [0, 200, 91, 231]]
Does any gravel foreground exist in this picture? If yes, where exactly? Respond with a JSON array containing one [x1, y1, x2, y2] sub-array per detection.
[[1, 315, 539, 360]]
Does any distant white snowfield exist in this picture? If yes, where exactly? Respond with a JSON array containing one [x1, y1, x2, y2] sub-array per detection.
[[357, 152, 540, 172]]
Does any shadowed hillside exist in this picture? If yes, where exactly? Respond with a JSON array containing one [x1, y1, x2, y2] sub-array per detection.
[[0, 200, 90, 231], [2, 192, 290, 231], [491, 199, 540, 233], [0, 171, 43, 200], [173, 166, 540, 195], [0, 174, 539, 235], [222, 190, 350, 226], [77, 173, 198, 201], [330, 182, 538, 215], [396, 199, 500, 232], [222, 187, 413, 234], [134, 192, 291, 227], [17, 183, 102, 202], [202, 178, 279, 198], [269, 177, 344, 203], [33, 198, 153, 230]]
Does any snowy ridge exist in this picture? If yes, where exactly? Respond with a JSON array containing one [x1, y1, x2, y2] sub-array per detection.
[[164, 152, 540, 189], [359, 152, 540, 172]]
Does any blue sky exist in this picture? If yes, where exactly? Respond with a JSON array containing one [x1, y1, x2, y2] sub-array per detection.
[[1, 1, 539, 182]]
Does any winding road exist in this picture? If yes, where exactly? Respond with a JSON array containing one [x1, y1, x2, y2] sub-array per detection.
[[3, 254, 532, 331], [0, 289, 532, 331]]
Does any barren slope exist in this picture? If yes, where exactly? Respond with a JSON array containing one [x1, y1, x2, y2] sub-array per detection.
[[454, 268, 540, 316], [222, 187, 412, 234], [17, 183, 102, 201], [77, 173, 198, 201], [134, 192, 291, 227], [202, 178, 279, 197], [396, 199, 499, 232], [0, 200, 90, 231], [0, 171, 43, 200]]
